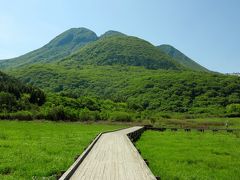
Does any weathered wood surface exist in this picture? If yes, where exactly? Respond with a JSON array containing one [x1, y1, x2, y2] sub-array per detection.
[[67, 126, 156, 180]]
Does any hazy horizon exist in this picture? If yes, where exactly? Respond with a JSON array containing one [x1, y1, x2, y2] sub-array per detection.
[[0, 0, 239, 73]]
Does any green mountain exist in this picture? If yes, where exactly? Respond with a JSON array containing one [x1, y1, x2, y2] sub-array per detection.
[[0, 28, 98, 69], [2, 27, 240, 121], [0, 71, 45, 112], [158, 44, 208, 71], [60, 36, 182, 70], [0, 28, 208, 72]]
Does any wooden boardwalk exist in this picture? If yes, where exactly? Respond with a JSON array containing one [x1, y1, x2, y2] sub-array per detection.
[[61, 126, 156, 180]]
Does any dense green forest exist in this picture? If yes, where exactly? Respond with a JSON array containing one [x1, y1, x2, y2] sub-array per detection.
[[4, 64, 240, 121], [0, 71, 45, 113], [1, 28, 240, 121]]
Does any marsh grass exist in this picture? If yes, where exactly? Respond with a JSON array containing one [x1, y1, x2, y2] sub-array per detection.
[[153, 117, 240, 129], [136, 130, 240, 180], [0, 120, 126, 179]]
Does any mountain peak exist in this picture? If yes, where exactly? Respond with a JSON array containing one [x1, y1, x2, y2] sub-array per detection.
[[0, 27, 98, 69], [100, 30, 126, 38], [46, 27, 98, 48]]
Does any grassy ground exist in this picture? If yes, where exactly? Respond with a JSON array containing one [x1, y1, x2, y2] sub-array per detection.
[[153, 117, 240, 129], [136, 130, 240, 180], [0, 120, 126, 180]]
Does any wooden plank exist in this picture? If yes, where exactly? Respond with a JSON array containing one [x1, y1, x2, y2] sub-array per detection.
[[65, 126, 156, 180]]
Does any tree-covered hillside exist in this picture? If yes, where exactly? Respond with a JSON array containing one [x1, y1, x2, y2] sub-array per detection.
[[0, 71, 45, 112], [10, 64, 240, 118], [60, 36, 182, 70], [158, 44, 208, 71]]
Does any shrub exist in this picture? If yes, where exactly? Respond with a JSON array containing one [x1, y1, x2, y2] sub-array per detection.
[[47, 105, 66, 121], [10, 111, 33, 120], [0, 92, 17, 112], [226, 104, 240, 117], [99, 110, 110, 121], [226, 104, 240, 113], [79, 108, 94, 121], [110, 111, 132, 122]]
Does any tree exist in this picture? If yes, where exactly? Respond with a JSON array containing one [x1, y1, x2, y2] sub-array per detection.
[[0, 92, 17, 112]]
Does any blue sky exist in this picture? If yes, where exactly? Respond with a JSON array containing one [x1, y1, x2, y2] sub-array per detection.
[[0, 0, 239, 73]]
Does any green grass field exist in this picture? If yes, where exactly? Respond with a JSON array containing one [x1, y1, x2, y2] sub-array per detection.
[[0, 120, 126, 179], [153, 117, 240, 129], [136, 130, 240, 180]]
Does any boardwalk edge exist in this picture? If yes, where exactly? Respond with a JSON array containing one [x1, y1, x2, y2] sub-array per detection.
[[59, 127, 131, 180]]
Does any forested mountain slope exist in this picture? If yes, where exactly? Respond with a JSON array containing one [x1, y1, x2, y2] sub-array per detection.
[[0, 28, 98, 69], [10, 64, 240, 115], [158, 44, 208, 71], [59, 36, 183, 70], [0, 71, 45, 112]]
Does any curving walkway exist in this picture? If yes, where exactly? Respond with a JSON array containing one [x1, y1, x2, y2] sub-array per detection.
[[61, 127, 156, 180]]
